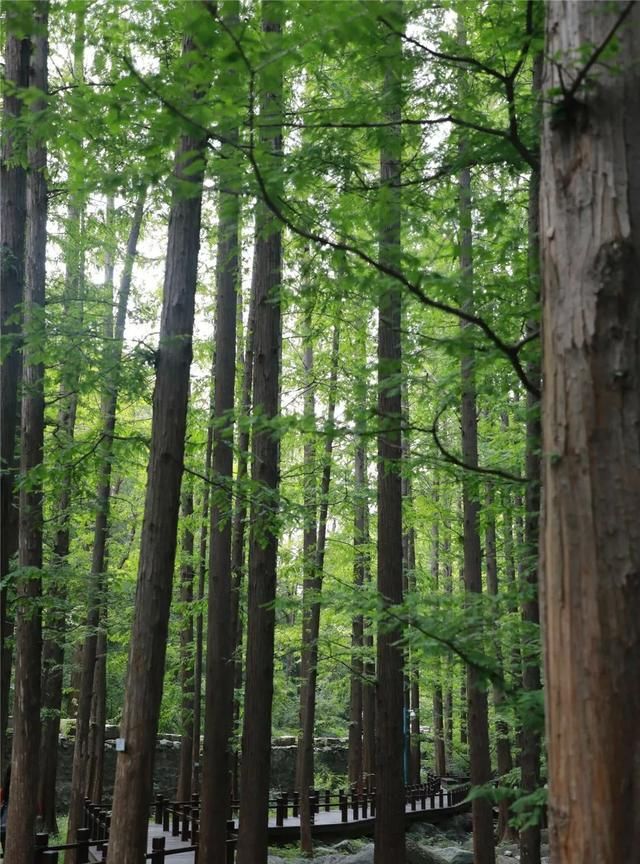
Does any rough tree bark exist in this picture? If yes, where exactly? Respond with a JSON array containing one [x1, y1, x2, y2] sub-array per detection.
[[520, 52, 542, 864], [0, 1, 30, 772], [458, 44, 495, 857], [297, 325, 340, 854], [431, 486, 446, 779], [296, 304, 318, 854], [540, 5, 640, 864], [200, 78, 241, 860], [235, 5, 283, 860], [39, 7, 87, 828], [176, 488, 195, 803], [229, 274, 256, 802], [105, 31, 208, 864], [374, 3, 405, 860], [485, 485, 515, 842], [6, 6, 47, 862], [348, 368, 369, 790]]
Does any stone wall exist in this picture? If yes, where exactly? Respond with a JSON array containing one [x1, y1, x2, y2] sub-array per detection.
[[51, 736, 348, 811]]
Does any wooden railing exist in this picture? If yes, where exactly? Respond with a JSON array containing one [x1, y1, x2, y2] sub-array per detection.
[[33, 776, 467, 863]]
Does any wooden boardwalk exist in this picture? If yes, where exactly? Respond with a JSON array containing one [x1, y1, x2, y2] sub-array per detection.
[[88, 791, 468, 861]]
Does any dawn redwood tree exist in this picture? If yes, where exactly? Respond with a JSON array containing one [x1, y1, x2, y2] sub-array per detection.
[[458, 38, 494, 859], [67, 189, 145, 850], [485, 484, 514, 842], [520, 52, 543, 864], [431, 485, 446, 778], [374, 3, 405, 861], [176, 487, 195, 803], [200, 37, 241, 854], [0, 2, 30, 768], [296, 303, 318, 854], [105, 27, 210, 864], [6, 5, 47, 861], [40, 8, 87, 829], [85, 191, 146, 806], [297, 323, 339, 853], [540, 4, 640, 863], [235, 4, 283, 861]]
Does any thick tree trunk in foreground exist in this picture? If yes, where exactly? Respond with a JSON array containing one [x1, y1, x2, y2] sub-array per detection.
[[106, 40, 207, 864], [0, 3, 30, 773], [236, 6, 283, 861], [200, 119, 241, 862], [176, 489, 195, 804], [459, 136, 494, 862], [540, 5, 640, 863], [374, 5, 405, 861], [6, 7, 47, 862]]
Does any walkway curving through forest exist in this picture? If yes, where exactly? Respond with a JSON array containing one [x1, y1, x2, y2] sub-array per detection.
[[86, 784, 470, 863]]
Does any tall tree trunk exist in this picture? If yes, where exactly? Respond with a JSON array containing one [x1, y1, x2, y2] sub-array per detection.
[[235, 5, 283, 860], [374, 4, 405, 860], [86, 621, 107, 804], [192, 413, 213, 796], [85, 192, 146, 807], [176, 489, 195, 803], [200, 71, 241, 860], [348, 421, 368, 790], [229, 275, 256, 802], [458, 27, 494, 855], [105, 34, 208, 864], [296, 303, 318, 854], [402, 389, 420, 786], [431, 487, 446, 778], [298, 325, 340, 854], [6, 7, 47, 862], [540, 6, 640, 863], [485, 485, 515, 842], [520, 53, 542, 864], [66, 189, 146, 853], [442, 520, 453, 765], [0, 2, 30, 772], [40, 8, 87, 829]]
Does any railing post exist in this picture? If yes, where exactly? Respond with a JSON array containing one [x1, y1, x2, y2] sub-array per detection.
[[42, 852, 58, 863], [361, 792, 368, 819], [34, 832, 49, 864], [351, 789, 359, 820], [282, 792, 289, 819], [276, 795, 284, 827], [181, 803, 191, 842], [370, 789, 376, 817], [438, 789, 444, 808], [151, 835, 165, 864], [292, 790, 299, 819], [163, 801, 170, 833], [226, 819, 237, 864], [340, 794, 348, 823], [83, 797, 91, 829], [191, 807, 200, 847], [172, 802, 180, 837], [155, 794, 164, 825], [77, 826, 91, 864]]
